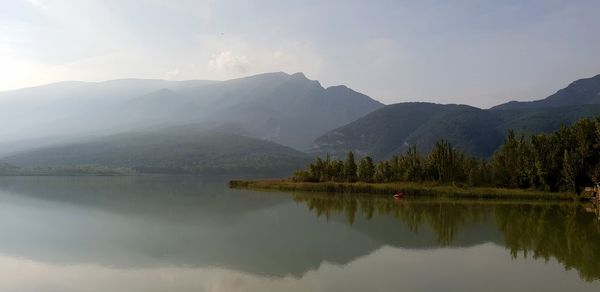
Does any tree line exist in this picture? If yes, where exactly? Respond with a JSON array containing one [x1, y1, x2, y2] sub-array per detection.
[[293, 117, 600, 194]]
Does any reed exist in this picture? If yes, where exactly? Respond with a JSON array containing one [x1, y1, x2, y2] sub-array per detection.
[[229, 179, 579, 200]]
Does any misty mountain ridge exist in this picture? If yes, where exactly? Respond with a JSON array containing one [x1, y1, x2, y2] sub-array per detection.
[[3, 72, 600, 174], [0, 72, 383, 155], [2, 123, 311, 175], [491, 74, 600, 110]]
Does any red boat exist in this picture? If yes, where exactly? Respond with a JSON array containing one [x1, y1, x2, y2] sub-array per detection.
[[393, 192, 404, 199]]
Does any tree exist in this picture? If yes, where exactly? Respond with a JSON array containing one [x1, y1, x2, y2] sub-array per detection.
[[426, 140, 466, 183], [389, 156, 402, 181], [591, 164, 600, 185], [344, 151, 358, 182], [375, 161, 393, 182], [402, 145, 423, 181], [292, 117, 600, 195], [562, 150, 578, 193], [491, 131, 532, 188], [331, 160, 345, 181], [358, 156, 375, 182]]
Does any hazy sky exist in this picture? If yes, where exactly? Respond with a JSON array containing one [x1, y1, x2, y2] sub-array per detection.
[[1, 0, 599, 107]]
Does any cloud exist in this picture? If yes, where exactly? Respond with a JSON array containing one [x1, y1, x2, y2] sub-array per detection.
[[207, 51, 249, 74], [26, 0, 48, 10], [163, 68, 181, 80], [4, 0, 598, 107]]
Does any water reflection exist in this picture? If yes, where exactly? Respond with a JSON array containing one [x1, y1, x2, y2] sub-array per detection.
[[0, 176, 387, 277], [292, 193, 600, 282], [0, 177, 598, 291]]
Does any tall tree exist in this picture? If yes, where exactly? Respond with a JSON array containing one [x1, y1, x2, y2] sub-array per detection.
[[402, 145, 423, 181], [562, 150, 578, 193], [426, 140, 465, 183], [358, 156, 375, 182], [374, 161, 393, 182], [344, 151, 358, 182], [491, 131, 532, 188]]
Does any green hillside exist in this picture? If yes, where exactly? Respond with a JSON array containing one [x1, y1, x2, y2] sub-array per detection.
[[311, 103, 600, 159], [3, 125, 311, 175], [312, 74, 600, 159]]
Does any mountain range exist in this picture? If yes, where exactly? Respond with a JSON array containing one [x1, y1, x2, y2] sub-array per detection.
[[0, 72, 382, 154], [310, 74, 600, 159], [491, 74, 600, 110], [1, 72, 600, 174]]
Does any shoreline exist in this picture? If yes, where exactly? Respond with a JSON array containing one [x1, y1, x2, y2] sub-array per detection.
[[229, 179, 582, 201]]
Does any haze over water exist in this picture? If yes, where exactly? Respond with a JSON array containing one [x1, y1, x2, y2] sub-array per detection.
[[0, 176, 597, 292]]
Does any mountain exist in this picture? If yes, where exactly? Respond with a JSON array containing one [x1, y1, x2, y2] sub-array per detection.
[[192, 72, 384, 150], [491, 74, 600, 110], [0, 78, 214, 156], [0, 79, 208, 138], [2, 124, 311, 175], [311, 103, 501, 159], [311, 75, 600, 159], [0, 72, 383, 155]]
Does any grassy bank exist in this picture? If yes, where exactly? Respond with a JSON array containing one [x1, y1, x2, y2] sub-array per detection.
[[229, 179, 581, 200]]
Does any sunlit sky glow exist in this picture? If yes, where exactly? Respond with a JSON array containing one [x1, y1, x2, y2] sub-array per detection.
[[1, 0, 599, 107]]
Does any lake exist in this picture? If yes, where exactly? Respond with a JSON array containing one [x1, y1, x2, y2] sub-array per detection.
[[0, 176, 598, 292]]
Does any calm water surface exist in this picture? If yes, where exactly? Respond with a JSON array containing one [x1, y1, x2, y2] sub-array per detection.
[[0, 176, 598, 292]]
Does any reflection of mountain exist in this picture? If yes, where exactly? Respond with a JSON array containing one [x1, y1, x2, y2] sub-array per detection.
[[0, 177, 598, 281], [0, 177, 382, 277]]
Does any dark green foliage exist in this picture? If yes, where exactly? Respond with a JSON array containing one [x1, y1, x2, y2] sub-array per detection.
[[344, 152, 357, 182], [425, 140, 468, 183], [295, 117, 600, 195], [357, 156, 375, 182], [489, 130, 533, 188], [374, 161, 393, 183], [562, 150, 578, 193]]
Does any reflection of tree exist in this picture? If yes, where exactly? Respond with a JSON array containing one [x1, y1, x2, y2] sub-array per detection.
[[292, 193, 600, 281], [496, 204, 600, 282], [393, 201, 490, 245], [293, 194, 489, 244]]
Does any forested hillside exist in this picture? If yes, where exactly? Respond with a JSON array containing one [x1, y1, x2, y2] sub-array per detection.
[[312, 75, 600, 159], [3, 124, 311, 175], [299, 117, 600, 193]]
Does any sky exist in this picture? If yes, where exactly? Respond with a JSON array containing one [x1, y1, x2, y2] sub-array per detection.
[[1, 0, 599, 108]]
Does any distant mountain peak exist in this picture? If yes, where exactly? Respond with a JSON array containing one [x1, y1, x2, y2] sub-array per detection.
[[226, 72, 319, 87], [291, 72, 307, 79], [491, 73, 600, 110], [326, 85, 349, 91]]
